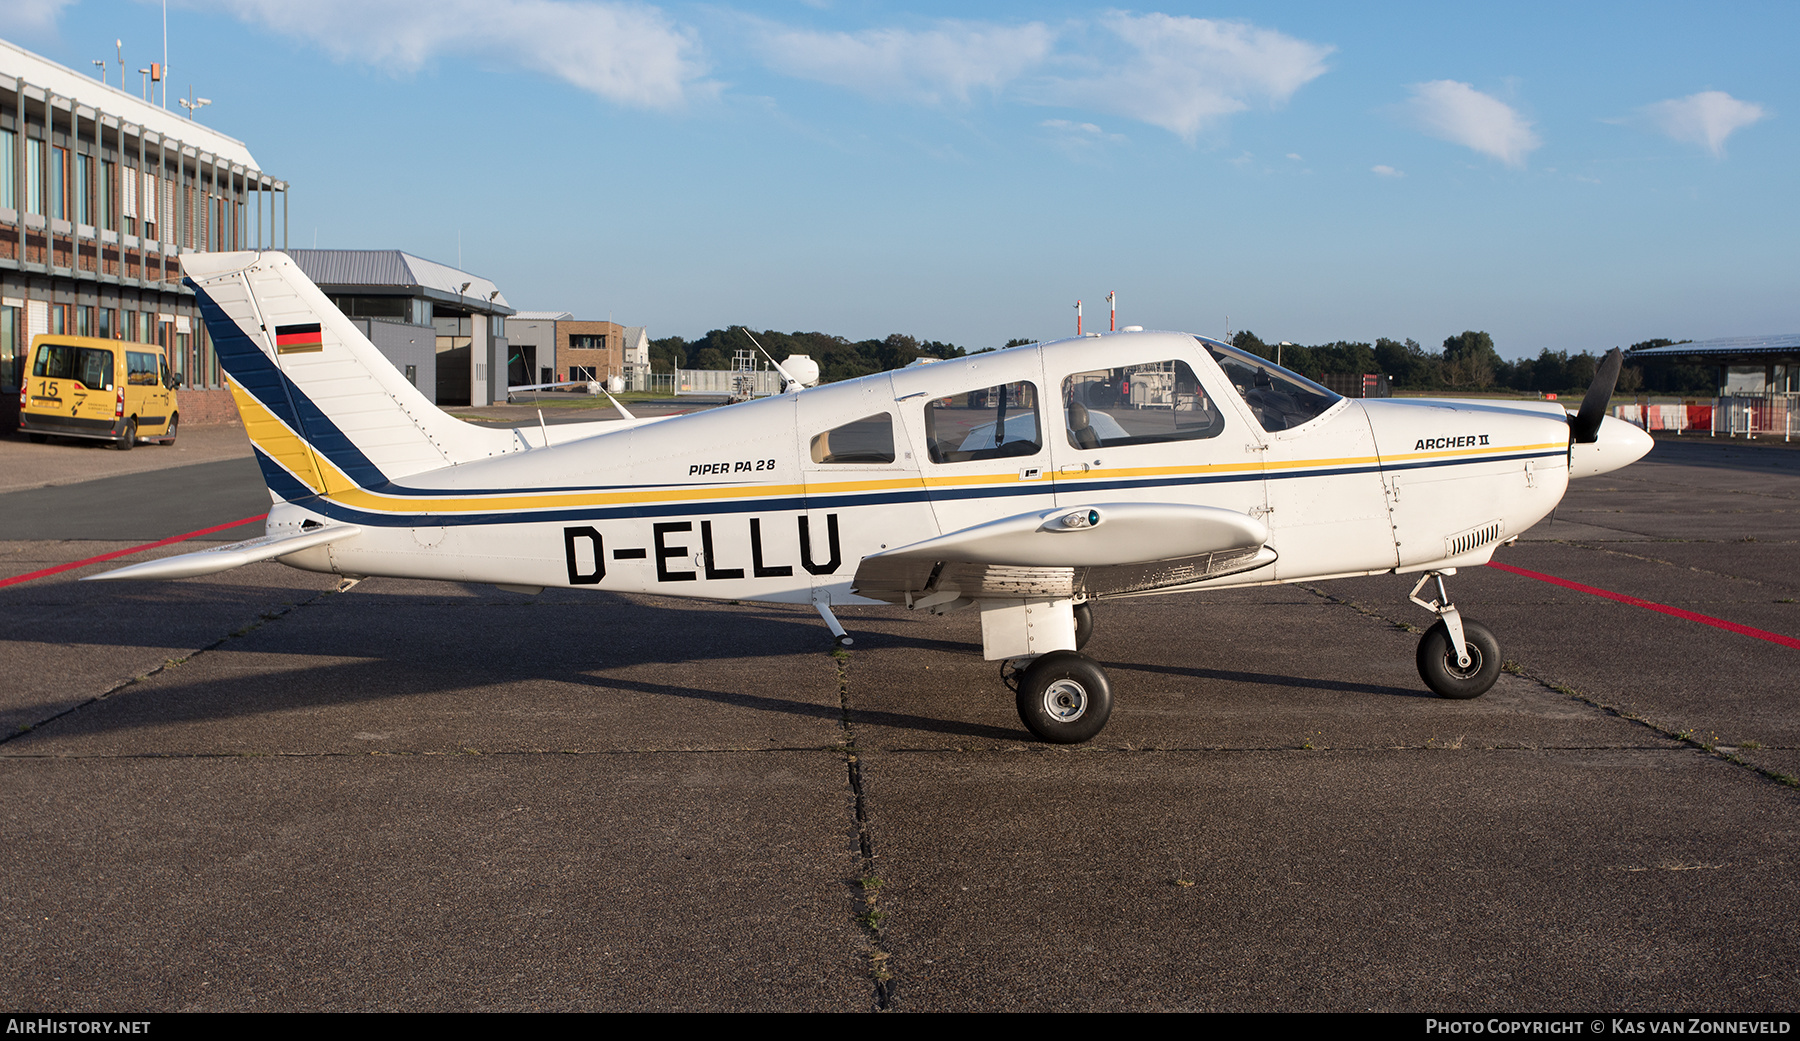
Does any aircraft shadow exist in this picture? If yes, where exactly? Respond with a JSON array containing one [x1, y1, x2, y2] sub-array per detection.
[[3, 591, 1031, 744], [1111, 661, 1433, 700]]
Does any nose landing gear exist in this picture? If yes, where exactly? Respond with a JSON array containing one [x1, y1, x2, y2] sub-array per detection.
[[1408, 570, 1501, 699]]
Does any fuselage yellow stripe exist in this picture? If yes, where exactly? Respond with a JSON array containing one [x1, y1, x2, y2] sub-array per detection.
[[230, 379, 1565, 518]]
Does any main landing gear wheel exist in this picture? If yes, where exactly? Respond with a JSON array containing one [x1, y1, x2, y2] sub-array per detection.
[[1016, 650, 1113, 744], [1073, 601, 1094, 651], [1416, 619, 1501, 700]]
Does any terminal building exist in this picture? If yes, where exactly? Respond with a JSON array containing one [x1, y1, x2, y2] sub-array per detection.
[[1, 37, 288, 427]]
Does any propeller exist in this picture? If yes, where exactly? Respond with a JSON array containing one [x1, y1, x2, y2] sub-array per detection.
[[1568, 347, 1623, 444]]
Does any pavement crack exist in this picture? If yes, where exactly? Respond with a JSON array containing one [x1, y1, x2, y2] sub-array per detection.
[[1510, 666, 1800, 789], [1299, 584, 1799, 787], [832, 644, 896, 1011], [0, 587, 333, 748], [1559, 539, 1796, 591]]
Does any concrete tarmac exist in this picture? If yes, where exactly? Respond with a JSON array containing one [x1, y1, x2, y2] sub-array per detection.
[[2, 429, 1797, 1011]]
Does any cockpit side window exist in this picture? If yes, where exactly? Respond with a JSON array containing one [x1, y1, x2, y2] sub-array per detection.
[[1063, 360, 1223, 449], [810, 413, 897, 464], [1200, 340, 1340, 432], [923, 382, 1041, 463]]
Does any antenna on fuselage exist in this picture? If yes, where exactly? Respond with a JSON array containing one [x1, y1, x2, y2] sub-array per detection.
[[739, 328, 803, 393]]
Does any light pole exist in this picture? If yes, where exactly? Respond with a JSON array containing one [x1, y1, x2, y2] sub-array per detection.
[[1278, 341, 1294, 367], [178, 88, 210, 121]]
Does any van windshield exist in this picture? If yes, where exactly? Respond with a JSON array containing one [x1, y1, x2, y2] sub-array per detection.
[[32, 343, 116, 390]]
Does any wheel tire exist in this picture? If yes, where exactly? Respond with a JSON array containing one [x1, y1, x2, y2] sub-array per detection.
[[116, 418, 136, 451], [1417, 619, 1501, 700], [1073, 601, 1094, 651], [27, 433, 47, 444], [1016, 650, 1113, 744], [161, 412, 178, 445]]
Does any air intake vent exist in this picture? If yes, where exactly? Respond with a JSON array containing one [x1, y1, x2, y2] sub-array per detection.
[[1446, 519, 1505, 558]]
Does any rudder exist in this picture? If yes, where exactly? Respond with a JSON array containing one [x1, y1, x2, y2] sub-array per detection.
[[183, 250, 514, 503]]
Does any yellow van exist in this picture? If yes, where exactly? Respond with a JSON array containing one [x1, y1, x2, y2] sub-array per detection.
[[17, 334, 179, 450]]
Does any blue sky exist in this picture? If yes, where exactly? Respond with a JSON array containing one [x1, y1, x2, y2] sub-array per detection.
[[7, 0, 1795, 357]]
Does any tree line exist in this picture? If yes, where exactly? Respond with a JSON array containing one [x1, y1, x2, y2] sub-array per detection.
[[1230, 331, 1714, 396], [651, 325, 1716, 396], [650, 328, 971, 385]]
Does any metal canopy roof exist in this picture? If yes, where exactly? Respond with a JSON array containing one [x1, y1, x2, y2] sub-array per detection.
[[1628, 334, 1800, 362], [288, 249, 512, 314]]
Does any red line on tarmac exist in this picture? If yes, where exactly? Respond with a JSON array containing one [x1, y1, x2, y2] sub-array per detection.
[[0, 514, 268, 590], [1486, 560, 1800, 651]]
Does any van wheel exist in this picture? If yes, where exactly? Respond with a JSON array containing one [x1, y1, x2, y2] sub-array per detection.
[[161, 413, 178, 445], [27, 433, 47, 444], [117, 418, 136, 451]]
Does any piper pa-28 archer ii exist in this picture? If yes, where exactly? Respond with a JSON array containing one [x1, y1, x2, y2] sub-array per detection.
[[91, 251, 1654, 743]]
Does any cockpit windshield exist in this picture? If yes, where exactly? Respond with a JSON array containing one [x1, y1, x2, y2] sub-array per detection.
[[1199, 339, 1341, 432]]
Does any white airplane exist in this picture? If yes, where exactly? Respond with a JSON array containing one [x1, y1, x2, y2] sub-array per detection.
[[91, 251, 1654, 743]]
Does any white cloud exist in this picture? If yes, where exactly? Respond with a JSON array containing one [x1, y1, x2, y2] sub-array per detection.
[[753, 13, 1328, 140], [1041, 119, 1116, 138], [1040, 118, 1126, 157], [1286, 152, 1303, 160], [754, 20, 1056, 105], [200, 0, 709, 109], [1637, 91, 1767, 157], [0, 0, 74, 37], [1371, 164, 1403, 177], [1403, 80, 1539, 167], [1041, 14, 1331, 141]]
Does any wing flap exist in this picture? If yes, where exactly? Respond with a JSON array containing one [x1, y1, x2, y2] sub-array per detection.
[[852, 502, 1272, 604], [83, 524, 363, 581]]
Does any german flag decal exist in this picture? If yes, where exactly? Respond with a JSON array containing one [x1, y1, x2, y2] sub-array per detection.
[[275, 323, 324, 354]]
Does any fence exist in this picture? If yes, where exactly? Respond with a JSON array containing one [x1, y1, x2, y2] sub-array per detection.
[[619, 369, 785, 397], [668, 369, 784, 397], [1612, 394, 1799, 441]]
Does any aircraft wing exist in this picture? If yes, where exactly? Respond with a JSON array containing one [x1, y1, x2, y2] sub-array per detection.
[[851, 502, 1273, 605], [83, 524, 363, 581]]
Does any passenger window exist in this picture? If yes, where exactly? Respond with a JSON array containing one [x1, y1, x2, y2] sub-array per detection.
[[811, 413, 896, 464], [32, 344, 75, 380], [77, 348, 115, 390], [1063, 360, 1223, 449], [924, 382, 1040, 463], [127, 351, 159, 386]]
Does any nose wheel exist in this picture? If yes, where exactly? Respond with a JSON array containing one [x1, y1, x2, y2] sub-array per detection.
[[1408, 571, 1501, 699]]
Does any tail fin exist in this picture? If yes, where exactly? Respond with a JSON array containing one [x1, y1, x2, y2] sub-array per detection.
[[184, 251, 514, 501]]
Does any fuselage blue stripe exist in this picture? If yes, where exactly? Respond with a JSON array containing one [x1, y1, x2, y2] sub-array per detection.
[[262, 447, 1565, 529], [191, 279, 392, 489]]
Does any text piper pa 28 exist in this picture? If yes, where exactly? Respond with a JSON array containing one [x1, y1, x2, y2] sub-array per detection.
[[90, 251, 1654, 743]]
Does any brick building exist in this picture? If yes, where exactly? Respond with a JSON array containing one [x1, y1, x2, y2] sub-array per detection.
[[1, 37, 288, 428], [506, 315, 650, 388]]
